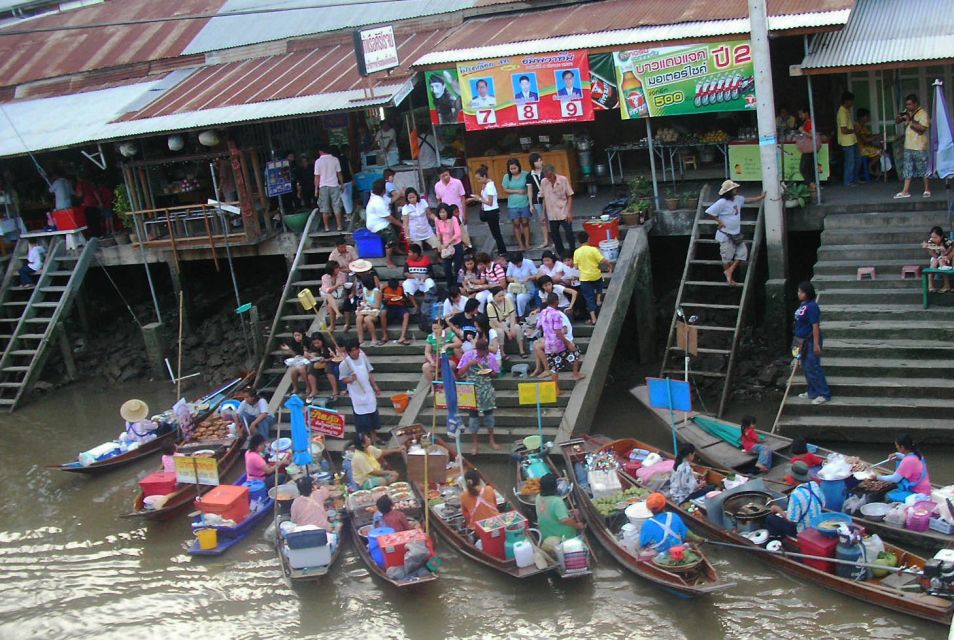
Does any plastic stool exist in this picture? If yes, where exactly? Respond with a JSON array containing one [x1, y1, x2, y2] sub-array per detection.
[[856, 267, 876, 280], [682, 154, 699, 171], [900, 265, 921, 279], [510, 364, 529, 379]]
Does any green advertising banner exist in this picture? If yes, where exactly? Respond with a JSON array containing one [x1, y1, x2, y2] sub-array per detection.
[[613, 41, 756, 119], [728, 143, 831, 181]]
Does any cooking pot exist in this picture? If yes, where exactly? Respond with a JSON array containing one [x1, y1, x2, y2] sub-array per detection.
[[723, 490, 774, 533]]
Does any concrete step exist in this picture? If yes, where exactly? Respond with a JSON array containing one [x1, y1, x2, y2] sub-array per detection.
[[790, 376, 954, 399], [822, 337, 954, 359], [821, 304, 954, 322], [817, 243, 927, 262], [813, 259, 929, 278], [821, 356, 951, 378], [777, 415, 952, 443], [820, 226, 930, 245], [818, 287, 922, 305], [418, 406, 564, 428], [813, 274, 926, 289], [822, 210, 948, 230], [822, 319, 954, 340], [783, 395, 954, 418]]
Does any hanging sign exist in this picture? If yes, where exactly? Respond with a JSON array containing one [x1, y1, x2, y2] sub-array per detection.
[[265, 160, 292, 197], [728, 142, 831, 182], [434, 381, 477, 410], [457, 50, 594, 131], [308, 405, 346, 439], [354, 25, 400, 76], [614, 40, 756, 119], [174, 455, 220, 486], [425, 69, 464, 125], [517, 381, 557, 405], [588, 53, 619, 111]]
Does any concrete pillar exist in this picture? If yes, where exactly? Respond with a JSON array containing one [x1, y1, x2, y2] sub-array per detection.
[[166, 260, 193, 332], [141, 322, 167, 380], [249, 304, 264, 365], [633, 248, 657, 364]]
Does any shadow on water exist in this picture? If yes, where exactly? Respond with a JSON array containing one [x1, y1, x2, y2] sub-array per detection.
[[0, 377, 948, 639]]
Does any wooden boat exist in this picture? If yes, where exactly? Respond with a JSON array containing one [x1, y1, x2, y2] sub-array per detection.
[[560, 437, 735, 598], [346, 483, 439, 588], [391, 424, 558, 578], [631, 384, 954, 550], [275, 455, 346, 583], [49, 377, 247, 475], [511, 442, 594, 579], [186, 474, 275, 556]]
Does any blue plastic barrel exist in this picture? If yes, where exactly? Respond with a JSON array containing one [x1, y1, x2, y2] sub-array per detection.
[[367, 527, 395, 567], [243, 480, 267, 503], [820, 478, 847, 512]]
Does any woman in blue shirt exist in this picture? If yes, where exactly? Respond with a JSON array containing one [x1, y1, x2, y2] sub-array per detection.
[[793, 281, 831, 404]]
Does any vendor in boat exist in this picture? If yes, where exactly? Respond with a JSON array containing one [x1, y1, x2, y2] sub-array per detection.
[[639, 492, 702, 554], [668, 444, 713, 505], [160, 440, 178, 474], [351, 432, 401, 489], [460, 468, 500, 528], [535, 473, 584, 552], [237, 389, 275, 440], [376, 494, 414, 532], [785, 437, 824, 485], [291, 476, 331, 529], [245, 433, 289, 489], [877, 433, 931, 497], [740, 415, 772, 473], [766, 461, 825, 537], [120, 399, 163, 442]]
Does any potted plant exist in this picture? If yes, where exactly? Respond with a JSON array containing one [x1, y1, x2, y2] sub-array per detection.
[[782, 182, 810, 208], [621, 202, 640, 226], [664, 189, 680, 211], [634, 198, 651, 224], [684, 190, 699, 210], [113, 185, 134, 243]]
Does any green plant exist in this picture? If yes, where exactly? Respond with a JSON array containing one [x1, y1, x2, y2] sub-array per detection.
[[628, 175, 652, 198], [782, 182, 810, 208], [625, 198, 650, 214], [113, 185, 133, 228]]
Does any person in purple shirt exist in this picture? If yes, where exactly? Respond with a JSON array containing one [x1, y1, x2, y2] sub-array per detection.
[[793, 281, 830, 404]]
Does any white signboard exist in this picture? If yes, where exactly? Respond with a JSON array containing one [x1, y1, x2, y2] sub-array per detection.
[[354, 25, 400, 76]]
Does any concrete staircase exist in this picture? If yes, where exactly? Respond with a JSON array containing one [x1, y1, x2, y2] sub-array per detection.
[[777, 206, 954, 443]]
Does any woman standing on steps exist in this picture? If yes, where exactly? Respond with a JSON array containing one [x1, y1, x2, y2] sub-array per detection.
[[793, 281, 831, 405]]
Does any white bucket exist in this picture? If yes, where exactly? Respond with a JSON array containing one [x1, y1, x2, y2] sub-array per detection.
[[624, 501, 652, 530], [599, 239, 620, 263]]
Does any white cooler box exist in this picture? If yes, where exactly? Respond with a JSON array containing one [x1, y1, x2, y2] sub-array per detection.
[[589, 469, 622, 499], [284, 529, 334, 569]]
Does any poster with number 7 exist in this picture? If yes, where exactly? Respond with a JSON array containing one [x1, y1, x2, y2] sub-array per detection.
[[457, 50, 594, 131]]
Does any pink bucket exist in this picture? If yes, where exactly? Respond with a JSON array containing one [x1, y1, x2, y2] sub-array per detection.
[[905, 501, 937, 532]]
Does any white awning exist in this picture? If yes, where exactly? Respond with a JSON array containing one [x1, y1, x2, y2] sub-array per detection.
[[801, 0, 954, 73]]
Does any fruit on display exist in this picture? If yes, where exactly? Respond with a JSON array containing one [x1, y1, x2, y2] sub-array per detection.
[[701, 130, 730, 144], [656, 128, 679, 144], [520, 478, 541, 496], [592, 486, 649, 516]]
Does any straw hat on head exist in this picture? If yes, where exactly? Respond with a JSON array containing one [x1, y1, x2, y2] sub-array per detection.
[[790, 460, 811, 483], [718, 180, 741, 195], [120, 399, 149, 423], [349, 259, 373, 274]]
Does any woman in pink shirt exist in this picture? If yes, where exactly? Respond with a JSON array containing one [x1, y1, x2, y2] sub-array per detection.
[[290, 476, 331, 529], [245, 434, 288, 489], [878, 433, 931, 495], [435, 203, 463, 288]]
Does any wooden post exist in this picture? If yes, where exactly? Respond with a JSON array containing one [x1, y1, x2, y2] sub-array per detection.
[[248, 150, 268, 215], [167, 260, 192, 332], [141, 321, 167, 380], [229, 139, 259, 242], [249, 304, 264, 365], [56, 323, 77, 382]]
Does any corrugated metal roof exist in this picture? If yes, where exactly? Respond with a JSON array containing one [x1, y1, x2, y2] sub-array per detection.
[[0, 0, 223, 88], [0, 79, 161, 157], [117, 28, 441, 121], [802, 0, 954, 71], [414, 0, 854, 66], [182, 0, 475, 55]]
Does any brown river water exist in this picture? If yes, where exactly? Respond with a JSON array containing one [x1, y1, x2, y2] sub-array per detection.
[[0, 376, 950, 640]]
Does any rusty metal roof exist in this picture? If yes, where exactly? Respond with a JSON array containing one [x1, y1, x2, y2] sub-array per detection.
[[414, 0, 854, 65], [116, 28, 443, 122], [801, 0, 954, 72], [0, 0, 224, 88]]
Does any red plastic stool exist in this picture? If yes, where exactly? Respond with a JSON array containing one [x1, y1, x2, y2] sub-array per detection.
[[856, 267, 876, 280], [900, 265, 921, 279]]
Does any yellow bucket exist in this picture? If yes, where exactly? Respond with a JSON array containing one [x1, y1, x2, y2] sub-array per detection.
[[196, 527, 218, 550], [297, 288, 318, 311]]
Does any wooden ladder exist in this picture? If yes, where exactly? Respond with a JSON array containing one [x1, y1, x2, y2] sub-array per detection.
[[0, 237, 98, 410], [0, 238, 30, 355], [659, 185, 764, 416]]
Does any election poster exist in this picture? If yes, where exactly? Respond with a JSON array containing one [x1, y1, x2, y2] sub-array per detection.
[[425, 69, 464, 125], [456, 50, 594, 131], [613, 41, 756, 120], [308, 405, 346, 438]]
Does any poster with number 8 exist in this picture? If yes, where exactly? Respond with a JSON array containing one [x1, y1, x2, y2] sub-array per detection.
[[457, 50, 594, 131]]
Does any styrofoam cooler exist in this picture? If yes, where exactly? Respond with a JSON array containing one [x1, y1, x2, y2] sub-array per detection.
[[589, 469, 622, 499], [285, 529, 333, 569]]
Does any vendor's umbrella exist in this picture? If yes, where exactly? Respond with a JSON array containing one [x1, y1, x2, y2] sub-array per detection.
[[931, 80, 954, 180], [284, 394, 313, 467], [440, 348, 464, 479]]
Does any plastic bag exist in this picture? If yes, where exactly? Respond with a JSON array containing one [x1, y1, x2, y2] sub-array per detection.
[[842, 493, 869, 515], [884, 504, 906, 526]]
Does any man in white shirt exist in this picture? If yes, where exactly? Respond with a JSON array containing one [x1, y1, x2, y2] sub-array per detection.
[[18, 238, 45, 287], [366, 179, 403, 268], [237, 389, 275, 439], [338, 339, 382, 441], [505, 251, 538, 317], [48, 173, 73, 210], [705, 180, 765, 285], [469, 78, 497, 109], [314, 145, 344, 232]]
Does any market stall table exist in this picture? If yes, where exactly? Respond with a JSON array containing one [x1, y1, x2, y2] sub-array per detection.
[[606, 142, 728, 185], [922, 268, 954, 309], [20, 227, 87, 252]]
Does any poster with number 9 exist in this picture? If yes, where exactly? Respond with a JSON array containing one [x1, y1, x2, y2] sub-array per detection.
[[457, 50, 594, 131]]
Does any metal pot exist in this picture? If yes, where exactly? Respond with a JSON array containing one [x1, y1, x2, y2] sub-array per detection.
[[594, 163, 608, 178], [723, 490, 773, 533]]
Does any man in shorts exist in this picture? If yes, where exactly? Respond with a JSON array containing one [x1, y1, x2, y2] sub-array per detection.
[[366, 179, 403, 268], [314, 145, 344, 232], [572, 231, 612, 324], [894, 93, 932, 199], [705, 180, 765, 285]]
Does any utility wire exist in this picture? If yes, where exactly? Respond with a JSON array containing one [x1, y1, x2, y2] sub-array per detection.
[[0, 0, 425, 35], [94, 254, 144, 329]]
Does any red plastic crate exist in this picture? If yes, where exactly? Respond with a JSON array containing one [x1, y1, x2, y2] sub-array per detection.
[[139, 471, 178, 497], [377, 529, 430, 568], [797, 528, 838, 573], [52, 207, 87, 231], [476, 511, 527, 560], [195, 484, 250, 524]]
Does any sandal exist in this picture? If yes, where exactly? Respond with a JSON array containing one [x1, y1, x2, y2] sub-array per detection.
[[923, 191, 932, 198], [398, 338, 411, 345], [893, 192, 911, 199], [376, 339, 388, 346]]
